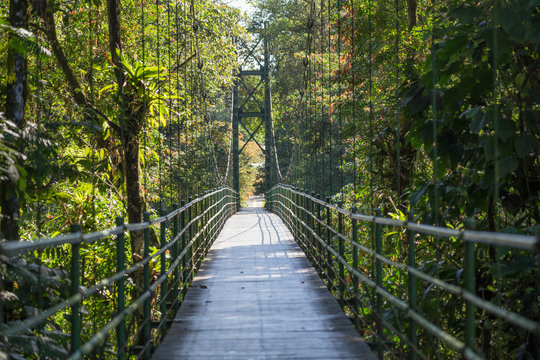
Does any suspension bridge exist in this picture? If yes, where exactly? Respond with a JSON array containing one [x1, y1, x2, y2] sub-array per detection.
[[1, 0, 540, 358]]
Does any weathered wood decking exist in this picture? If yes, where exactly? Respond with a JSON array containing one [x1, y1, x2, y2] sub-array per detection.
[[152, 197, 376, 359]]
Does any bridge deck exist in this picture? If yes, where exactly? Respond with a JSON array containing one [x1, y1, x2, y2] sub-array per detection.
[[152, 197, 375, 359]]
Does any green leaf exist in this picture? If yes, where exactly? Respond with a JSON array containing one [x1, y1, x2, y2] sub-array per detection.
[[500, 255, 537, 277], [483, 136, 497, 161], [410, 184, 429, 205], [514, 135, 537, 158], [498, 156, 519, 178], [468, 112, 486, 134], [496, 118, 515, 143]]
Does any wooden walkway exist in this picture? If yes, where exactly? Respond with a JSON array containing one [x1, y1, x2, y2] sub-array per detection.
[[153, 197, 376, 359]]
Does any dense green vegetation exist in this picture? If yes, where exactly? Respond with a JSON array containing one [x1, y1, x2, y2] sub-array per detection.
[[1, 0, 245, 357], [255, 0, 539, 358], [1, 0, 539, 357]]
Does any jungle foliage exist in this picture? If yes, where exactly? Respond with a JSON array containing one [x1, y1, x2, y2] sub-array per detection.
[[1, 0, 244, 357], [252, 0, 539, 357]]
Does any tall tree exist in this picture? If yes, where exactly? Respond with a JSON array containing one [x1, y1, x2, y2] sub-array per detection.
[[1, 0, 30, 240]]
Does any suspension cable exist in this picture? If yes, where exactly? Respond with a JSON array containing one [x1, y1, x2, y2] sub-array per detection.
[[141, 0, 147, 207], [337, 0, 344, 196], [191, 0, 233, 186], [302, 0, 315, 189], [368, 0, 374, 212], [395, 0, 401, 204], [157, 0, 163, 211], [351, 0, 357, 195]]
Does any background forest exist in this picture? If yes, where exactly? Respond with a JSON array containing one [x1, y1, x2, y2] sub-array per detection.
[[253, 0, 539, 357]]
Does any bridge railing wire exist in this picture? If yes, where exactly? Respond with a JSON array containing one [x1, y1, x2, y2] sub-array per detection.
[[267, 183, 540, 360], [0, 186, 238, 359]]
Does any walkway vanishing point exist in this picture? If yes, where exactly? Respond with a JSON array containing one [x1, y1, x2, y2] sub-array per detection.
[[153, 197, 376, 359]]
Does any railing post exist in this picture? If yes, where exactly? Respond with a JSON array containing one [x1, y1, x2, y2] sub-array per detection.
[[304, 190, 311, 262], [338, 202, 345, 306], [187, 196, 193, 283], [351, 208, 359, 329], [206, 192, 210, 253], [194, 195, 200, 269], [115, 217, 126, 360], [160, 209, 167, 338], [300, 189, 306, 251], [180, 199, 186, 295], [407, 212, 418, 360], [210, 192, 215, 243], [374, 208, 383, 359], [172, 204, 179, 312], [201, 193, 206, 255], [205, 192, 210, 252], [316, 194, 322, 276], [70, 224, 82, 355], [293, 188, 299, 239], [310, 191, 316, 267], [325, 196, 332, 288], [304, 189, 309, 257], [143, 212, 151, 358], [464, 219, 476, 353]]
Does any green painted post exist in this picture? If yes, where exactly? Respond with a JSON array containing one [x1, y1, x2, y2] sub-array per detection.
[[305, 190, 311, 262], [172, 204, 179, 312], [304, 190, 309, 256], [311, 191, 316, 266], [70, 224, 81, 355], [299, 189, 304, 250], [464, 217, 476, 352], [180, 199, 186, 295], [338, 202, 345, 305], [187, 196, 193, 282], [374, 208, 383, 359], [464, 241, 476, 349], [209, 193, 212, 250], [201, 194, 206, 255], [293, 188, 299, 239], [206, 193, 210, 251], [194, 195, 200, 270], [325, 196, 332, 286], [316, 194, 322, 275], [160, 209, 167, 338], [203, 193, 208, 257], [115, 217, 126, 360], [209, 193, 214, 243], [407, 212, 418, 360], [351, 208, 359, 329], [143, 212, 151, 358]]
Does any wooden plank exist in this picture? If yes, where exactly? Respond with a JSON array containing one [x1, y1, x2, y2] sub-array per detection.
[[153, 197, 376, 359]]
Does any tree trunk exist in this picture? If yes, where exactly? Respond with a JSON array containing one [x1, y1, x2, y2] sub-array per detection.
[[106, 0, 145, 259], [396, 0, 418, 206], [124, 132, 144, 255], [407, 0, 417, 31], [107, 0, 123, 85], [1, 0, 30, 241]]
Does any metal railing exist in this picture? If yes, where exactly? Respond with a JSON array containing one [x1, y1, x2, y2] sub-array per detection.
[[267, 183, 539, 359], [0, 186, 238, 359]]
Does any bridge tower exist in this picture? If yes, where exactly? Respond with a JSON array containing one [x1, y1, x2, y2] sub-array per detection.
[[232, 28, 274, 202]]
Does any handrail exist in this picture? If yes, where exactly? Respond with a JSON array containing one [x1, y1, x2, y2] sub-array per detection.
[[0, 186, 238, 359], [0, 186, 232, 256], [267, 183, 540, 360], [275, 184, 538, 250]]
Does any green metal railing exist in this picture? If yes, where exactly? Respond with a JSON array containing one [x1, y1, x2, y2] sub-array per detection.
[[267, 183, 540, 359], [0, 186, 238, 359]]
